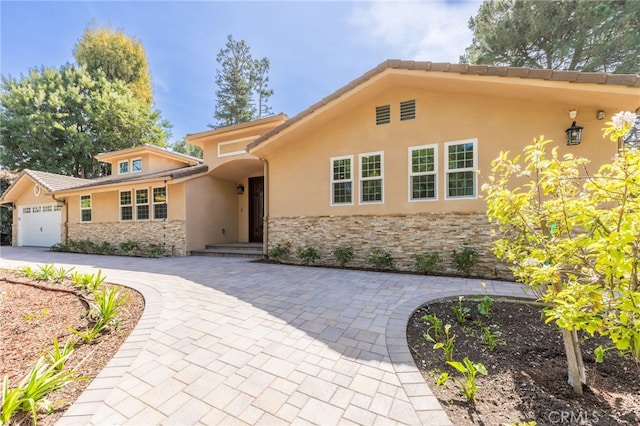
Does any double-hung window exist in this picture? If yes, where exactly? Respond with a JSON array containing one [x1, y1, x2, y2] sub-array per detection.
[[136, 189, 149, 220], [118, 160, 129, 175], [153, 187, 168, 220], [120, 191, 133, 221], [330, 156, 353, 205], [359, 152, 384, 204], [445, 139, 477, 199], [409, 145, 437, 201], [80, 195, 91, 222]]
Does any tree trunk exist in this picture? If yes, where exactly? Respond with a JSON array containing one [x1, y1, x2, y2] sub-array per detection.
[[554, 280, 585, 394]]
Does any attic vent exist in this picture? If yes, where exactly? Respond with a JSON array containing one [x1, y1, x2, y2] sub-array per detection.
[[376, 105, 391, 125], [400, 100, 416, 121]]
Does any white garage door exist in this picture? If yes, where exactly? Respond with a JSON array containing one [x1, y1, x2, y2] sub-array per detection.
[[18, 204, 62, 247]]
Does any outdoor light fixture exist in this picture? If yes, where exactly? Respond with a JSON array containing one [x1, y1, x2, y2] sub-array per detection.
[[236, 183, 245, 195], [596, 110, 605, 120], [566, 121, 583, 146], [568, 110, 577, 119]]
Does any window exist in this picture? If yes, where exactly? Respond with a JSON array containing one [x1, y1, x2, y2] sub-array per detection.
[[400, 99, 416, 121], [120, 191, 133, 221], [409, 145, 437, 201], [359, 152, 383, 203], [131, 158, 142, 173], [136, 189, 149, 220], [80, 195, 91, 222], [445, 139, 477, 199], [330, 156, 353, 205], [118, 160, 129, 175], [376, 105, 391, 125], [23, 207, 31, 214], [153, 187, 167, 220]]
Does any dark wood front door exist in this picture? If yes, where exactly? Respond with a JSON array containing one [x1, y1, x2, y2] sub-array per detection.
[[248, 177, 264, 243]]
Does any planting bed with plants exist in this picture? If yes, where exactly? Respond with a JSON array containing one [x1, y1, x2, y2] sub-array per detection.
[[0, 265, 143, 425], [407, 297, 640, 426]]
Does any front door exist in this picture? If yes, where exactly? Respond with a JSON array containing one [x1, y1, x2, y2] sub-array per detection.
[[248, 177, 264, 243]]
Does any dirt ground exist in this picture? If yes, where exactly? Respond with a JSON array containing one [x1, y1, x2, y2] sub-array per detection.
[[407, 297, 640, 426], [0, 270, 143, 425]]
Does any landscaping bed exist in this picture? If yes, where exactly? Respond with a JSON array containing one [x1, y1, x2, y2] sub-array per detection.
[[407, 297, 640, 425], [0, 269, 143, 425]]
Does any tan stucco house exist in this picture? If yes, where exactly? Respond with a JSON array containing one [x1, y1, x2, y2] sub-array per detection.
[[2, 60, 639, 276]]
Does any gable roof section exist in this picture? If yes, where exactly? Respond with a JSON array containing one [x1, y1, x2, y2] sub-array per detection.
[[247, 60, 640, 153], [0, 169, 92, 203], [95, 144, 203, 166]]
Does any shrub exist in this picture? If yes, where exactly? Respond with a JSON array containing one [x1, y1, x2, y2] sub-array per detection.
[[367, 248, 395, 270], [451, 246, 478, 274], [267, 242, 291, 263], [297, 246, 320, 266], [413, 252, 443, 274], [437, 357, 488, 403], [118, 240, 140, 255], [92, 286, 129, 332], [332, 246, 354, 267]]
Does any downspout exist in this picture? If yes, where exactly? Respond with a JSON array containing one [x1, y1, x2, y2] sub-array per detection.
[[261, 157, 269, 257], [51, 194, 68, 244]]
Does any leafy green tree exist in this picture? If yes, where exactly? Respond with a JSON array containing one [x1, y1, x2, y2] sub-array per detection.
[[211, 35, 273, 128], [462, 0, 640, 73], [74, 22, 153, 105], [0, 65, 168, 178], [170, 139, 203, 159], [0, 169, 17, 244], [483, 112, 640, 394]]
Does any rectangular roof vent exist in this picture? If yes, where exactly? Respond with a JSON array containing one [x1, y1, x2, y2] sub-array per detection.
[[400, 100, 416, 121], [376, 105, 391, 125]]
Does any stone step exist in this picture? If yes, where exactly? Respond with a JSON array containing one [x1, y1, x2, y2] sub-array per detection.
[[204, 242, 262, 251], [190, 248, 263, 258]]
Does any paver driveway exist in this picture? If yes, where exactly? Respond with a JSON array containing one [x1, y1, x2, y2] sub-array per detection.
[[0, 247, 529, 425]]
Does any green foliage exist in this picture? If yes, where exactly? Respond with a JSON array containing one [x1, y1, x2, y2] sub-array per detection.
[[462, 0, 640, 74], [267, 242, 291, 263], [297, 246, 320, 266], [74, 22, 153, 106], [68, 325, 101, 344], [23, 308, 49, 322], [34, 264, 56, 282], [451, 296, 470, 325], [17, 265, 36, 280], [480, 326, 504, 351], [2, 376, 24, 426], [71, 269, 106, 292], [332, 246, 354, 267], [413, 252, 443, 274], [422, 313, 444, 342], [212, 34, 273, 127], [483, 113, 640, 363], [433, 324, 456, 363], [118, 240, 140, 254], [451, 247, 478, 274], [52, 239, 166, 257], [0, 170, 17, 245], [170, 139, 203, 159], [367, 248, 395, 271], [437, 357, 488, 403], [92, 286, 129, 333], [42, 337, 76, 372], [477, 295, 494, 318]]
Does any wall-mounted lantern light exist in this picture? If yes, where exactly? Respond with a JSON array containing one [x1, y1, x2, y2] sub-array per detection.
[[236, 184, 245, 195], [566, 121, 583, 146]]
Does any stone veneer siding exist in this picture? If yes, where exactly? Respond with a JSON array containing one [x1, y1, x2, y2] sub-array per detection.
[[68, 220, 187, 256], [268, 212, 513, 280]]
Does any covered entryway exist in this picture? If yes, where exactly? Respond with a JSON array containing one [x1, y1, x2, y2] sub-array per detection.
[[248, 177, 264, 243], [18, 203, 61, 247]]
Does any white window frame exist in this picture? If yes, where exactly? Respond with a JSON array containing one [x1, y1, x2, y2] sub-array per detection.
[[131, 158, 142, 173], [359, 151, 384, 205], [80, 195, 91, 223], [119, 190, 133, 221], [444, 139, 478, 200], [408, 144, 438, 202], [118, 160, 129, 175], [135, 188, 150, 221], [330, 155, 354, 206], [152, 186, 168, 220]]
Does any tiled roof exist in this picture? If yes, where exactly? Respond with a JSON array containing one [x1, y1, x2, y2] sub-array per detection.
[[247, 60, 640, 151], [24, 170, 92, 192]]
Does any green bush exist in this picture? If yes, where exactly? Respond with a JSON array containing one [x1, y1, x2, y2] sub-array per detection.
[[367, 248, 395, 270], [413, 252, 443, 274], [267, 242, 291, 263], [297, 246, 320, 266], [332, 246, 354, 267], [451, 246, 479, 274]]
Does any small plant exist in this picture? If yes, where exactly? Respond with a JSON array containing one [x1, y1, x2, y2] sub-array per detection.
[[70, 269, 106, 292], [147, 243, 166, 257], [68, 325, 101, 344], [422, 313, 444, 341], [436, 357, 488, 403], [2, 376, 24, 425], [433, 324, 456, 362], [267, 242, 291, 263], [118, 240, 140, 254], [297, 246, 320, 266], [34, 264, 57, 281], [451, 296, 470, 325], [367, 248, 395, 270], [92, 286, 130, 333], [477, 283, 494, 317], [53, 266, 73, 283], [413, 252, 443, 274], [332, 246, 354, 267], [480, 326, 504, 351], [23, 308, 50, 322], [17, 265, 36, 280], [451, 246, 478, 274], [42, 337, 76, 372]]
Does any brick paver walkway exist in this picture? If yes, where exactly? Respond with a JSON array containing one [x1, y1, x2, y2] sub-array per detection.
[[0, 247, 530, 425]]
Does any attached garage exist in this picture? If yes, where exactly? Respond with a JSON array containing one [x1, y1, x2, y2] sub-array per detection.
[[18, 203, 62, 247]]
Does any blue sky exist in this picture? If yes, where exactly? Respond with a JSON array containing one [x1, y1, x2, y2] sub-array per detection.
[[1, 1, 481, 143]]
